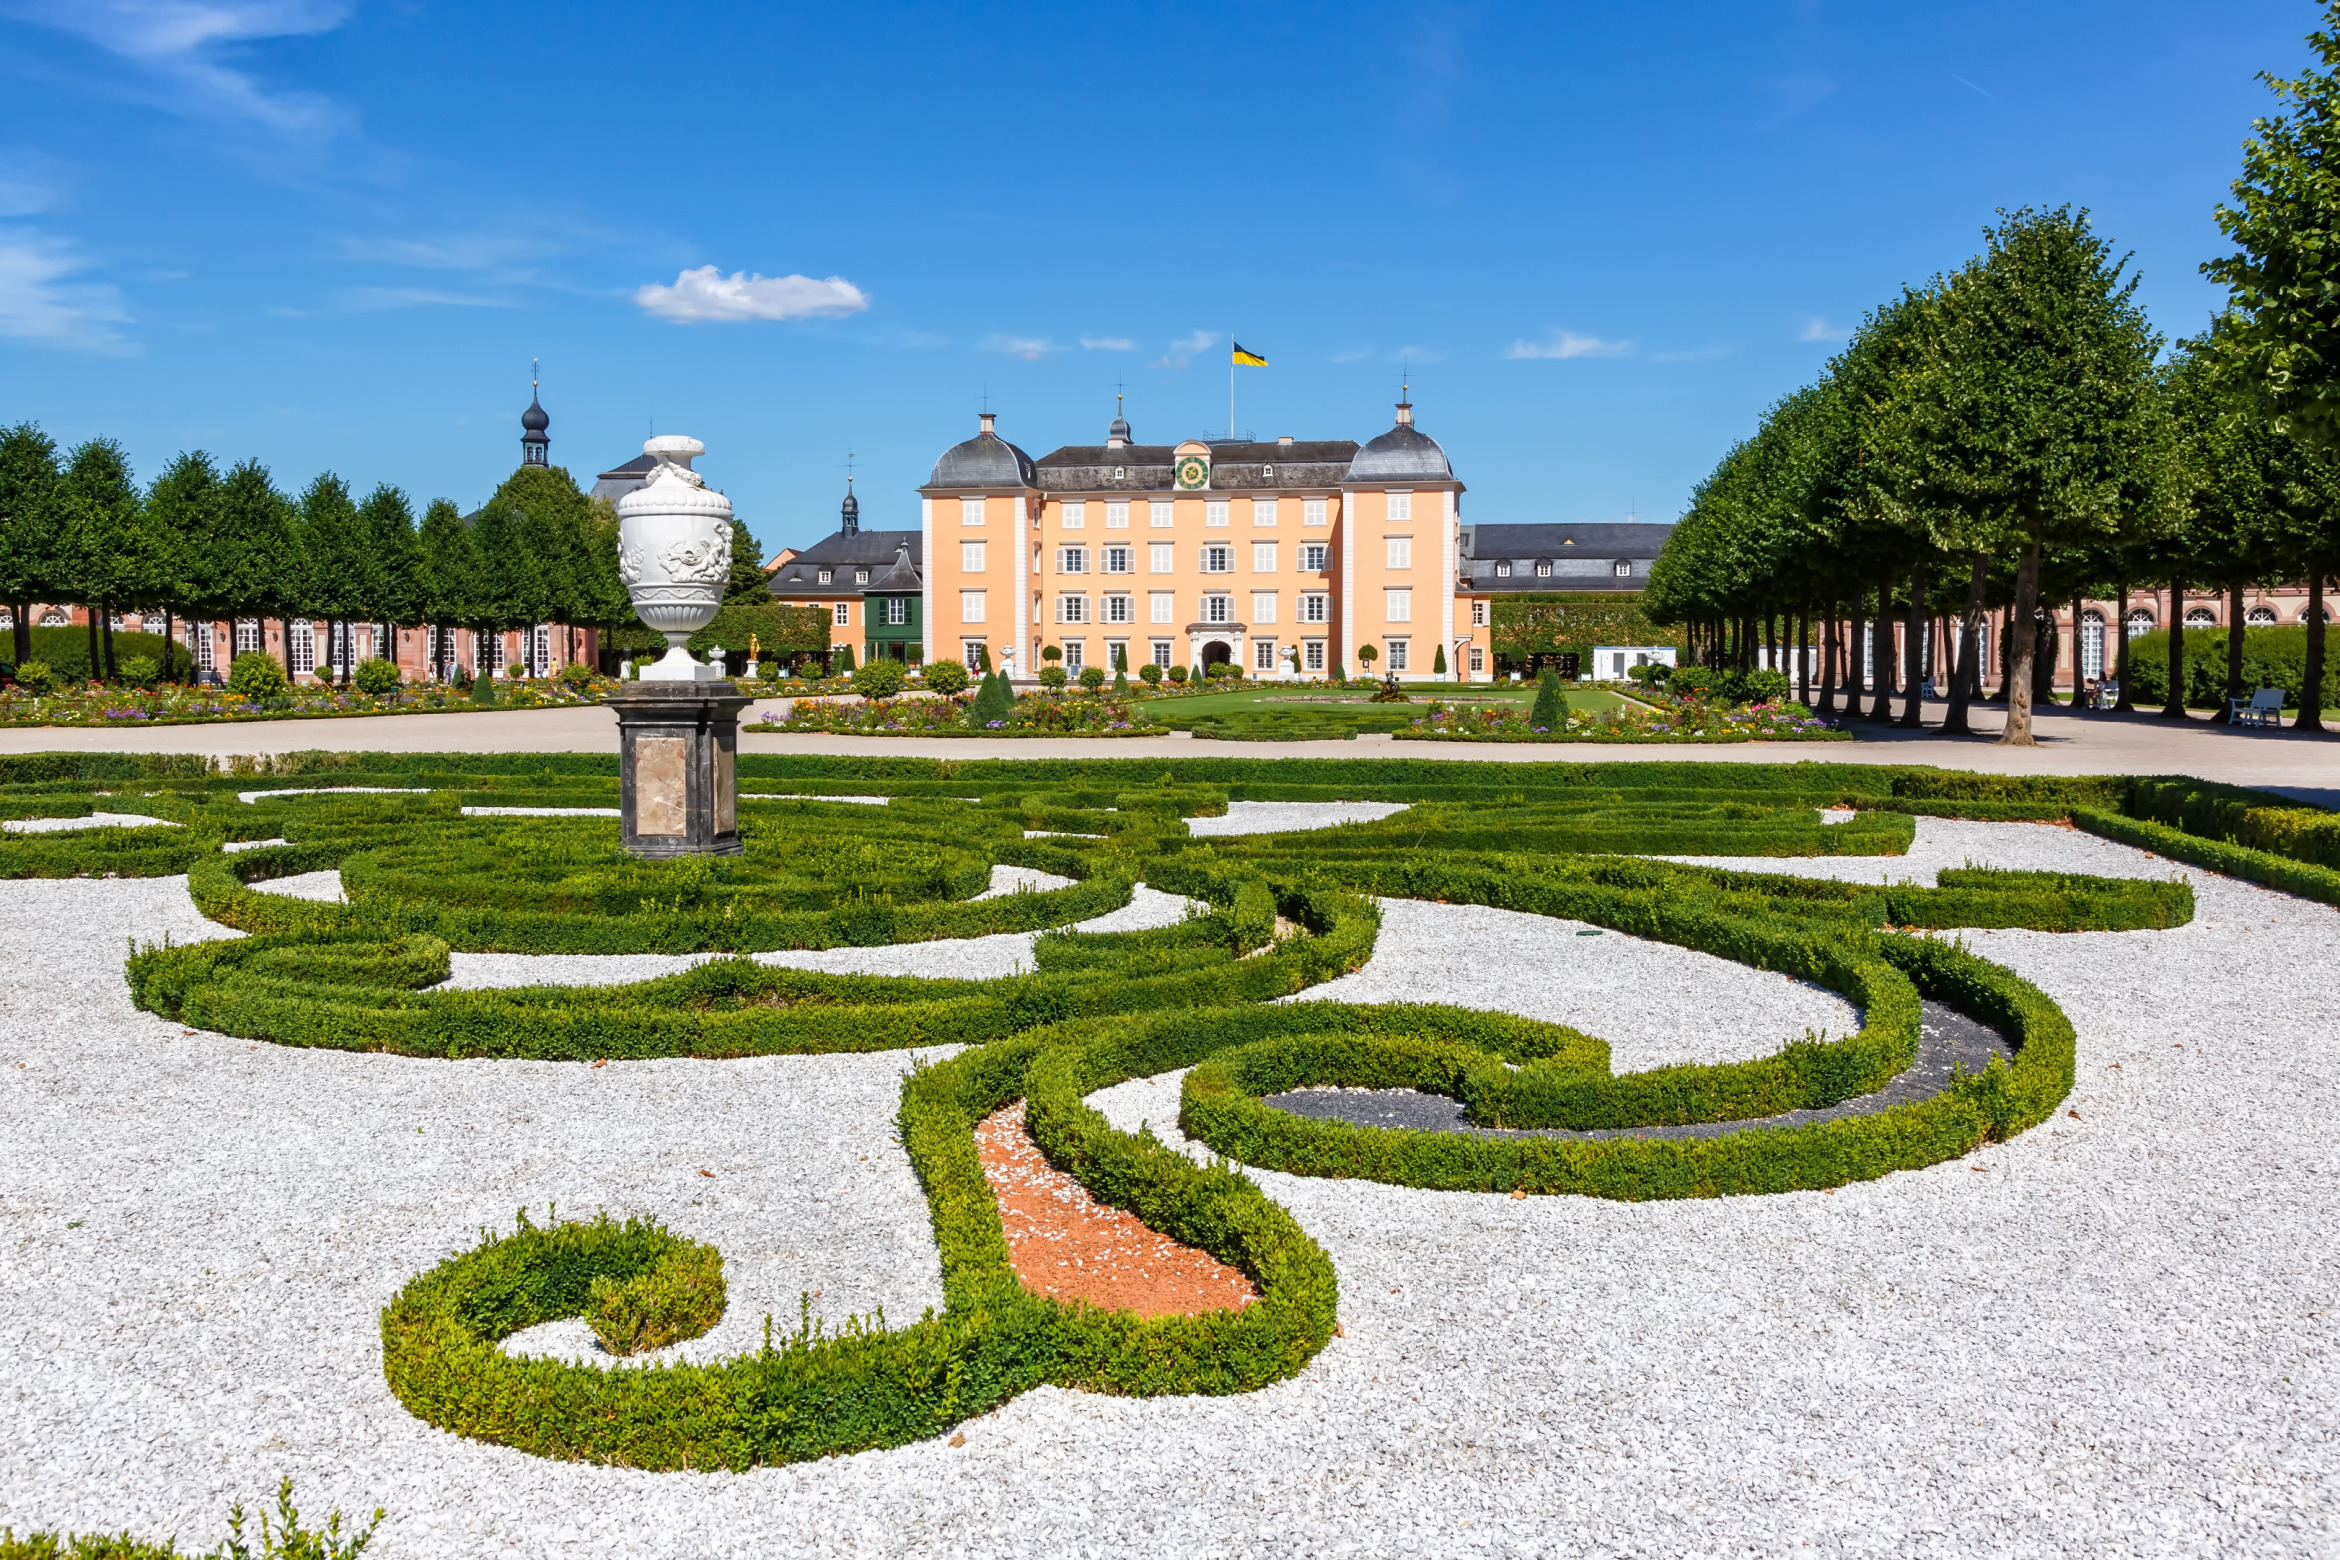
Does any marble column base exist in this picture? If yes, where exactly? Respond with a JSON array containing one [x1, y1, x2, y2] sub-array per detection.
[[604, 682, 754, 858]]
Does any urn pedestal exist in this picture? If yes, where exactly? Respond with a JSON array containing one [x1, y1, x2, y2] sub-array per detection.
[[607, 682, 753, 859]]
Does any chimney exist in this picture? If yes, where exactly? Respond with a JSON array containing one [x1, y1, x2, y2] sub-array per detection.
[[1277, 434, 1294, 448], [1393, 400, 1414, 428], [979, 411, 997, 435]]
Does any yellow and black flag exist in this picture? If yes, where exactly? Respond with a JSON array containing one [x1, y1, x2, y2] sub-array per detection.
[[1231, 341, 1268, 367]]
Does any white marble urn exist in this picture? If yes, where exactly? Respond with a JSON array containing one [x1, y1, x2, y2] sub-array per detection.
[[616, 436, 733, 681]]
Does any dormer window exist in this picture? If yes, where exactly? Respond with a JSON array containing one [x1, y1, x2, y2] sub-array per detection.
[[1262, 465, 1274, 478], [1114, 467, 1125, 480], [1494, 561, 1511, 578], [818, 569, 832, 583], [1614, 560, 1633, 577], [856, 569, 870, 584], [1535, 560, 1552, 577]]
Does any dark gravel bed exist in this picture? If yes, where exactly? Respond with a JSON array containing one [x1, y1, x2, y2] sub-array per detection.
[[1261, 999, 2013, 1142]]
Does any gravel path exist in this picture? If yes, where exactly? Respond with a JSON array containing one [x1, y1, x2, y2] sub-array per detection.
[[1185, 800, 1410, 836], [1, 819, 2334, 1556], [3, 812, 177, 833]]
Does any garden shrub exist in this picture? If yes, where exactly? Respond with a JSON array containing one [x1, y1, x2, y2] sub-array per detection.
[[468, 670, 496, 705], [1168, 665, 1188, 684], [1079, 665, 1107, 692], [1669, 665, 1714, 696], [1139, 663, 1162, 685], [352, 658, 401, 696], [1038, 665, 1068, 690], [2123, 624, 2339, 709], [1530, 671, 1567, 729], [852, 659, 906, 699], [13, 660, 59, 695], [226, 652, 289, 699], [587, 1238, 726, 1355], [560, 662, 599, 690], [21, 626, 193, 685], [117, 655, 159, 688], [923, 658, 970, 695]]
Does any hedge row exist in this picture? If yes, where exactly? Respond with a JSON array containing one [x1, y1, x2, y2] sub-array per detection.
[[2073, 807, 2340, 906], [1180, 933, 2074, 1199]]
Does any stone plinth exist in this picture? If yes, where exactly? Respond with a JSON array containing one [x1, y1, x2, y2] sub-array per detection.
[[605, 682, 754, 858]]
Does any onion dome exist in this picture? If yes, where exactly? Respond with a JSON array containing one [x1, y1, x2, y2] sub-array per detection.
[[925, 411, 1037, 489], [1346, 398, 1451, 483]]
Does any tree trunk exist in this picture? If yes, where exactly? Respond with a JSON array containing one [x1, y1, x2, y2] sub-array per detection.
[[2114, 585, 2134, 711], [86, 609, 101, 684], [1898, 558, 1927, 727], [161, 610, 174, 683], [1817, 606, 1839, 715], [279, 619, 296, 680], [2298, 570, 2326, 733], [1868, 574, 1896, 720], [2077, 598, 2096, 720], [2220, 586, 2247, 724], [1943, 554, 1986, 736], [2162, 579, 2187, 719], [1848, 600, 1865, 709], [100, 605, 117, 681], [2000, 537, 2042, 746], [1796, 609, 1810, 704], [9, 602, 26, 667]]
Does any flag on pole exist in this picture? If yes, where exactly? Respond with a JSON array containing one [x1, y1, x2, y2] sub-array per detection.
[[1231, 342, 1268, 367]]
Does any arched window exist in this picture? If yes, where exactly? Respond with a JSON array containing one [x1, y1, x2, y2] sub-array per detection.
[[2125, 608, 2155, 638], [38, 608, 67, 627], [2247, 605, 2279, 627], [2080, 610, 2106, 680], [2184, 606, 2218, 628], [289, 621, 316, 677]]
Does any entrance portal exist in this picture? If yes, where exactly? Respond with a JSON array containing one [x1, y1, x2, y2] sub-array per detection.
[[1200, 640, 1232, 672]]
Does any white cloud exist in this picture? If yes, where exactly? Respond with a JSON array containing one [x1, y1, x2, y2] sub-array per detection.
[[341, 286, 512, 312], [634, 266, 870, 324], [0, 150, 68, 217], [1800, 316, 1846, 344], [1080, 335, 1135, 352], [3, 1, 355, 134], [1154, 329, 1217, 368], [1507, 330, 1634, 360], [1331, 347, 1373, 363], [0, 226, 131, 351], [979, 334, 1059, 360]]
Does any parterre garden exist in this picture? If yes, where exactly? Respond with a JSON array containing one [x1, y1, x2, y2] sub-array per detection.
[[3, 749, 2336, 1551]]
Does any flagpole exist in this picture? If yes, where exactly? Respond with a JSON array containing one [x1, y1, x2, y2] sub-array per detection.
[[1229, 343, 1235, 440]]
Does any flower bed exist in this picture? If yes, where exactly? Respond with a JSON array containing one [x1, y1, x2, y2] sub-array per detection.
[[754, 691, 1165, 737], [1396, 693, 1843, 742], [0, 674, 617, 727]]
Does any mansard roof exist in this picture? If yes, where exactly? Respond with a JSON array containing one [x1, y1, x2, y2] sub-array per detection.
[[1460, 521, 1675, 593], [767, 529, 922, 597], [1034, 439, 1358, 492]]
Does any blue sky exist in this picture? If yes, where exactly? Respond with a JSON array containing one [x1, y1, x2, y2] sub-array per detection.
[[0, 1, 2316, 555]]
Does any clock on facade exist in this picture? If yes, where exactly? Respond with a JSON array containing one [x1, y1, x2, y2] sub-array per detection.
[[1174, 454, 1210, 491]]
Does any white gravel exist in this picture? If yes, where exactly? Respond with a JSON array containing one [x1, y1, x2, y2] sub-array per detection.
[[460, 807, 620, 818], [221, 838, 288, 853], [2, 818, 2334, 1556], [237, 787, 430, 804], [245, 870, 346, 902], [1184, 800, 1410, 836], [3, 812, 177, 834]]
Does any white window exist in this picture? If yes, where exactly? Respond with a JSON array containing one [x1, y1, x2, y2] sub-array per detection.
[[1150, 592, 1175, 624], [885, 597, 907, 626], [1203, 594, 1233, 624], [235, 621, 261, 654], [1304, 639, 1325, 671], [1150, 638, 1174, 667], [1304, 498, 1327, 526], [1149, 543, 1175, 574], [1387, 492, 1413, 522], [1202, 544, 1232, 573], [191, 622, 214, 673], [1251, 592, 1278, 623], [290, 621, 316, 676], [1252, 498, 1278, 526], [2081, 610, 2106, 680], [1150, 500, 1174, 528], [1495, 561, 1511, 578], [1105, 639, 1128, 670], [960, 497, 985, 527], [1385, 588, 1412, 622], [855, 569, 869, 584], [1106, 501, 1130, 529], [1299, 593, 1329, 623], [1057, 546, 1088, 574], [1253, 542, 1277, 573], [483, 629, 504, 673], [1468, 646, 1485, 674], [1613, 560, 1633, 577], [1254, 638, 1279, 671], [834, 603, 851, 625], [1387, 537, 1412, 569], [2126, 609, 2154, 638], [1535, 560, 1552, 577], [1300, 543, 1328, 571], [533, 623, 551, 672], [2248, 605, 2280, 626], [2184, 606, 2218, 627], [1471, 599, 1487, 626], [1058, 594, 1089, 624], [1386, 638, 1409, 672], [1206, 500, 1230, 527], [1062, 501, 1086, 529], [962, 637, 987, 665], [962, 542, 986, 573], [960, 591, 986, 623], [819, 569, 833, 583], [1062, 640, 1085, 671], [1105, 593, 1133, 623], [1104, 545, 1133, 574]]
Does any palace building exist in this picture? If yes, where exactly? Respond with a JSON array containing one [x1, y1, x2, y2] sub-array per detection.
[[905, 399, 1470, 679]]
